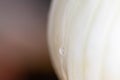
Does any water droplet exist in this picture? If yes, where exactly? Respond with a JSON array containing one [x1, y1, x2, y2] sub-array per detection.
[[59, 48, 64, 56]]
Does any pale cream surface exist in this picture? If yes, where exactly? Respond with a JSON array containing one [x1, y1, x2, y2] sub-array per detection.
[[48, 0, 120, 80]]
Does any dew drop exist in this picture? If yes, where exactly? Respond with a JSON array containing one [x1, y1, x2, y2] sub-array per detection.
[[59, 48, 64, 56]]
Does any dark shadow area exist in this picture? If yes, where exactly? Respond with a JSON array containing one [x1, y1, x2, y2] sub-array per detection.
[[26, 72, 58, 80]]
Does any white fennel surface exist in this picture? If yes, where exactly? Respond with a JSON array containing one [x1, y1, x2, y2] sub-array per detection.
[[48, 0, 120, 80]]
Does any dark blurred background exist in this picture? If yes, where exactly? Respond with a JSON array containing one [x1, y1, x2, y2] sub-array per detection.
[[0, 0, 58, 80]]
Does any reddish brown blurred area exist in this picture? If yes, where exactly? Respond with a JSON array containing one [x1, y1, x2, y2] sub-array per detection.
[[0, 0, 57, 79]]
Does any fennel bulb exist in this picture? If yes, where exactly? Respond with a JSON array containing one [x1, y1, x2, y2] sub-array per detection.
[[48, 0, 120, 80]]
